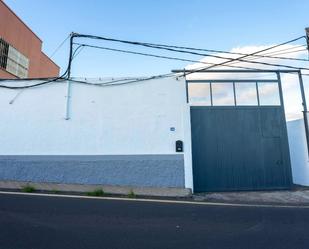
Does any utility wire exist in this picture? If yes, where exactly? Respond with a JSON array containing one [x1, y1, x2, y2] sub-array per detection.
[[0, 78, 66, 89], [74, 34, 307, 61], [0, 37, 79, 86], [222, 46, 307, 71], [1, 34, 308, 89], [150, 41, 309, 71], [216, 47, 308, 69], [181, 37, 308, 77], [68, 73, 176, 87], [67, 33, 309, 81], [72, 44, 85, 59], [72, 34, 308, 72], [152, 43, 309, 62], [72, 41, 308, 81], [50, 35, 70, 58], [146, 40, 308, 62], [257, 45, 306, 56], [75, 43, 308, 69], [2, 41, 306, 89], [73, 43, 273, 71], [69, 77, 154, 85]]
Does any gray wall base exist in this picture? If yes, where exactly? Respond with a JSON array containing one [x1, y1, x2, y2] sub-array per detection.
[[0, 155, 185, 188], [0, 180, 192, 197]]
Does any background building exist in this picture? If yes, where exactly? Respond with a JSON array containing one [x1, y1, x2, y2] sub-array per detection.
[[0, 0, 59, 79]]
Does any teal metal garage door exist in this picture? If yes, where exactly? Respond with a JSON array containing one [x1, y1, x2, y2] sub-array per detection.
[[187, 72, 293, 192], [191, 106, 292, 192]]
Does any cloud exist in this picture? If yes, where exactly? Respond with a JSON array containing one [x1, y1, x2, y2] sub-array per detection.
[[185, 44, 308, 120]]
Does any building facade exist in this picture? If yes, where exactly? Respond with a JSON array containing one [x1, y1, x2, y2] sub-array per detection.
[[0, 1, 59, 79], [0, 76, 307, 194], [0, 77, 193, 194]]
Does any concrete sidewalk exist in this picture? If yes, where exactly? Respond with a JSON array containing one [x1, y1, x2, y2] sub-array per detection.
[[194, 187, 309, 205], [0, 180, 191, 198], [2, 180, 309, 206]]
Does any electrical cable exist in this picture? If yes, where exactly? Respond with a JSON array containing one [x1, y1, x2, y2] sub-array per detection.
[[68, 77, 155, 85], [72, 43, 275, 71], [64, 33, 309, 82], [0, 38, 82, 87], [74, 43, 306, 69], [182, 43, 308, 77], [151, 43, 309, 62], [150, 42, 309, 71], [50, 35, 70, 58], [216, 47, 308, 69], [2, 46, 306, 89], [72, 44, 85, 59], [0, 77, 66, 89], [72, 34, 309, 72], [256, 45, 306, 56], [67, 73, 176, 87], [1, 34, 308, 89], [73, 34, 307, 61], [146, 41, 308, 62]]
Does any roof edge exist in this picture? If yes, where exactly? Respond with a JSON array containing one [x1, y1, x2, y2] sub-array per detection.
[[41, 51, 60, 69]]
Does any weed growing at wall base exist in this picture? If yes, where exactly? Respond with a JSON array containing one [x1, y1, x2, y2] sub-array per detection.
[[21, 184, 35, 193], [86, 188, 105, 196], [127, 190, 136, 198]]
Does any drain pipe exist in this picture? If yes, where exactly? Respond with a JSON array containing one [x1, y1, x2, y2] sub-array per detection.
[[64, 80, 72, 120], [64, 33, 75, 120]]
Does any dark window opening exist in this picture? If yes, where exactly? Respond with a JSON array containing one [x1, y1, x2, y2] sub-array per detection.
[[0, 38, 9, 69]]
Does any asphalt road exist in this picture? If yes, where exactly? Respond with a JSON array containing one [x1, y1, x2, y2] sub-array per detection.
[[1, 193, 309, 249]]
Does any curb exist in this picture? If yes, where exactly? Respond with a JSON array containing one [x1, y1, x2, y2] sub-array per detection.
[[0, 180, 192, 198], [1, 190, 309, 209]]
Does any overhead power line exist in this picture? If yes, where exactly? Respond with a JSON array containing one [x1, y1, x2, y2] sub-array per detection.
[[68, 73, 177, 87], [50, 35, 70, 58], [70, 34, 309, 73], [0, 77, 65, 89], [151, 43, 308, 62], [180, 37, 308, 77], [146, 39, 308, 62], [72, 43, 274, 71], [74, 34, 307, 61], [257, 45, 306, 56], [215, 47, 308, 69], [0, 74, 178, 89], [74, 42, 309, 73], [153, 41, 309, 71], [1, 33, 308, 89]]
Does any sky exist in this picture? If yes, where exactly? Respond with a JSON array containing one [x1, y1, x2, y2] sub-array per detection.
[[3, 0, 309, 77], [3, 0, 309, 120], [185, 44, 308, 119]]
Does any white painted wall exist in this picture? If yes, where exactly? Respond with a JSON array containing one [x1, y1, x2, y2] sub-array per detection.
[[287, 118, 309, 186], [7, 77, 308, 189], [0, 78, 193, 189]]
